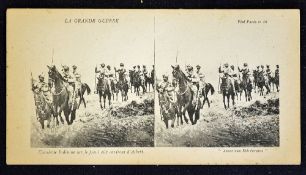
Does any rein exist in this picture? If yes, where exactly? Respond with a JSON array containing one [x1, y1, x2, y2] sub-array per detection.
[[49, 77, 65, 96], [52, 86, 65, 96]]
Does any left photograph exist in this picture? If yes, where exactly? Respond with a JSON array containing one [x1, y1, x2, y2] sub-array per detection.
[[8, 10, 155, 147]]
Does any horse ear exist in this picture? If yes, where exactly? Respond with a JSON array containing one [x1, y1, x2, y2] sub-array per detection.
[[171, 65, 175, 69], [47, 65, 51, 69]]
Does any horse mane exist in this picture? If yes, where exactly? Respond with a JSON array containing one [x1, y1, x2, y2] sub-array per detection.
[[51, 65, 66, 82], [177, 68, 192, 83]]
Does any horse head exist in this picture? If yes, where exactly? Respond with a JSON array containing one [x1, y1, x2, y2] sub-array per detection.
[[171, 65, 189, 84], [47, 65, 62, 80]]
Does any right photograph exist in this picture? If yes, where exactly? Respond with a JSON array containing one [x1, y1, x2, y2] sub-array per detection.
[[155, 11, 280, 147]]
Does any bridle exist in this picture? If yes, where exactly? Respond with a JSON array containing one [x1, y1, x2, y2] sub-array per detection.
[[173, 69, 189, 96], [48, 71, 65, 96]]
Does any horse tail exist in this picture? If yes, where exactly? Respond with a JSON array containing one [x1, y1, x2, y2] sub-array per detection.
[[84, 83, 91, 95], [209, 83, 215, 95]]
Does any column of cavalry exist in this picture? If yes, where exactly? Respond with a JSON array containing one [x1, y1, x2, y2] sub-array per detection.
[[157, 63, 280, 129], [31, 63, 155, 129], [94, 63, 155, 109]]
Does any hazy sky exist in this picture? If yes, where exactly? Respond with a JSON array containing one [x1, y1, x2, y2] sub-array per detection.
[[9, 10, 296, 88]]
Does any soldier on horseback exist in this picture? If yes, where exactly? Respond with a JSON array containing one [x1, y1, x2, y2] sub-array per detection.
[[275, 65, 279, 77], [107, 65, 115, 89], [158, 74, 175, 99], [195, 65, 205, 96], [72, 65, 82, 97], [185, 65, 200, 106], [115, 63, 127, 83], [157, 74, 176, 116], [32, 74, 53, 104], [143, 65, 148, 78], [219, 63, 235, 92], [95, 63, 107, 78], [62, 65, 76, 107], [266, 65, 272, 86], [230, 65, 240, 91], [238, 63, 251, 85]]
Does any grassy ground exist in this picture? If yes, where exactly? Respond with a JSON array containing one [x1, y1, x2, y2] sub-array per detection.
[[31, 91, 154, 147]]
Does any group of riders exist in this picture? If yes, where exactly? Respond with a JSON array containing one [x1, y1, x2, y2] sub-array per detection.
[[32, 65, 82, 108], [31, 64, 85, 128], [94, 63, 154, 95], [31, 62, 155, 128], [157, 63, 280, 128]]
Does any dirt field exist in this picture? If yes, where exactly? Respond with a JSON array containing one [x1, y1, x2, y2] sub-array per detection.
[[31, 90, 154, 147], [155, 91, 279, 147]]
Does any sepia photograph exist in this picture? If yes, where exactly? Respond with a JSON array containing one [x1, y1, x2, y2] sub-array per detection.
[[10, 10, 155, 147], [155, 12, 284, 147]]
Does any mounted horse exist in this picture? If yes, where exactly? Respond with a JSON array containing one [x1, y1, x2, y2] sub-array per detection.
[[129, 70, 135, 93], [157, 86, 178, 128], [47, 65, 78, 125], [171, 65, 200, 125], [253, 70, 259, 93], [257, 71, 270, 96], [240, 73, 252, 101], [111, 78, 120, 101], [133, 72, 146, 96], [145, 70, 154, 92], [78, 83, 91, 108], [97, 74, 112, 109], [32, 85, 55, 129], [200, 82, 215, 108], [118, 78, 129, 101], [220, 75, 235, 109]]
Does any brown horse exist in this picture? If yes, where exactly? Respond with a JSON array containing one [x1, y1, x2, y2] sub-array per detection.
[[78, 83, 91, 108], [32, 90, 55, 129], [119, 79, 129, 101], [220, 76, 235, 109], [241, 74, 253, 101], [157, 90, 178, 128], [47, 65, 77, 125], [171, 65, 200, 125], [200, 83, 215, 108], [97, 76, 112, 109], [145, 70, 154, 92], [111, 79, 120, 101]]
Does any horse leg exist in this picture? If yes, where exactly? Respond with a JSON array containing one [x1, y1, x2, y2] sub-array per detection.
[[182, 104, 189, 124], [83, 97, 86, 108], [164, 119, 169, 129], [58, 104, 66, 124], [244, 89, 247, 102], [99, 92, 103, 109], [223, 93, 227, 109], [62, 109, 69, 125], [46, 115, 51, 128], [171, 113, 176, 128], [39, 119, 44, 129], [187, 110, 195, 125], [70, 110, 76, 124], [195, 109, 200, 124], [78, 96, 82, 109], [227, 95, 230, 109], [103, 96, 106, 108], [53, 106, 60, 126]]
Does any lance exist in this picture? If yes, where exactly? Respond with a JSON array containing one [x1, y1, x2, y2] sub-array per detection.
[[218, 62, 221, 94], [94, 64, 97, 94], [175, 49, 178, 64], [51, 48, 54, 64]]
